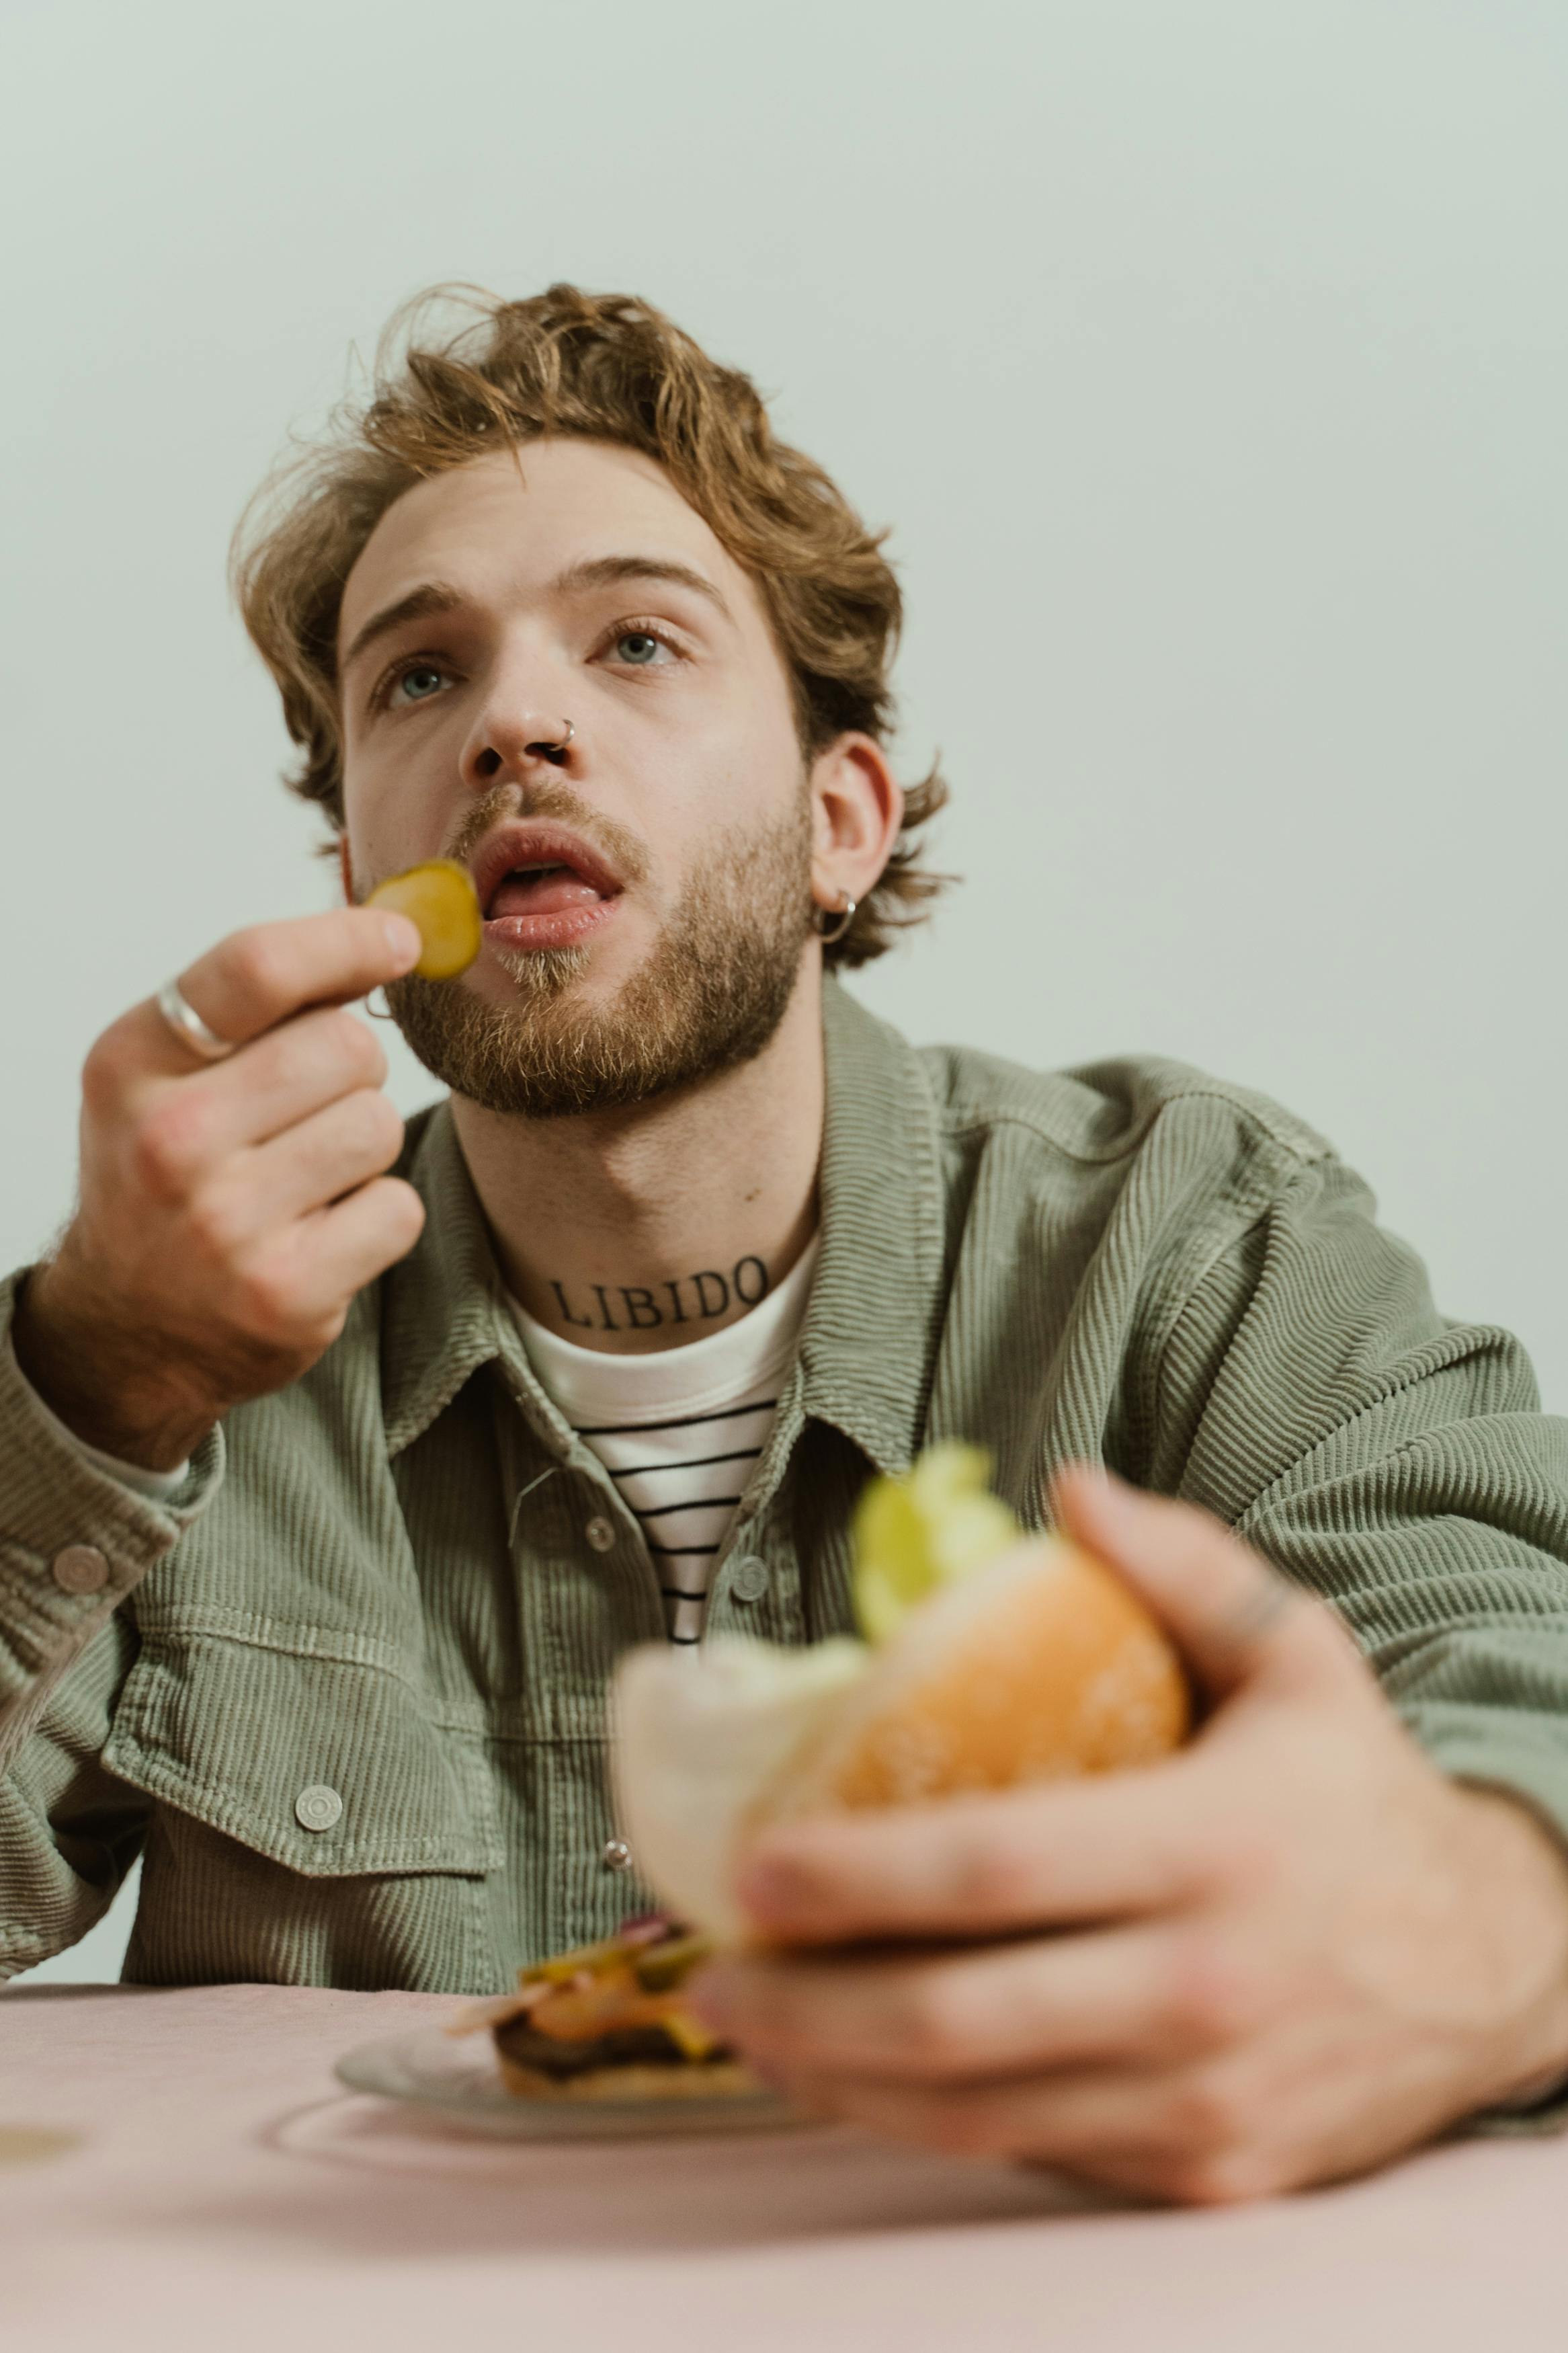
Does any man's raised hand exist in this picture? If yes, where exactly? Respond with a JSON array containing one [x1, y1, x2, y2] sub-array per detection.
[[13, 908, 425, 1473]]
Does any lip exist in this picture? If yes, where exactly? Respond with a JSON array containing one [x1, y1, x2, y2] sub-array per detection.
[[470, 821, 627, 918], [484, 896, 622, 954]]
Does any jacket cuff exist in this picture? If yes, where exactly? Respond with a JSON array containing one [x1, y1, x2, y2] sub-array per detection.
[[1399, 1700, 1568, 1860], [1399, 1698, 1568, 2137], [0, 1269, 223, 1655]]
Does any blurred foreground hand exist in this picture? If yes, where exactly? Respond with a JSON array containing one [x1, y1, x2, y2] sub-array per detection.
[[692, 1468, 1568, 2204]]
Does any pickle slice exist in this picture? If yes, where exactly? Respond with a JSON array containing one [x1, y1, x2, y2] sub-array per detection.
[[366, 859, 483, 980], [852, 1442, 1021, 1645], [632, 1932, 710, 1992]]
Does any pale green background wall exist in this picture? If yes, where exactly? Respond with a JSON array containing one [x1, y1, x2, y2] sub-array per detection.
[[5, 0, 1564, 1981]]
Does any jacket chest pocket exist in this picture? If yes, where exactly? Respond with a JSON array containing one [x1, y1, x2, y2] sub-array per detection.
[[104, 1633, 504, 1880]]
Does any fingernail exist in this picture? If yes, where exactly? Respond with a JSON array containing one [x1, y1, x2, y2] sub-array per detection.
[[380, 913, 422, 971]]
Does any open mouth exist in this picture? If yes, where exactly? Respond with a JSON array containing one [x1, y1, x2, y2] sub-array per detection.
[[471, 822, 626, 951]]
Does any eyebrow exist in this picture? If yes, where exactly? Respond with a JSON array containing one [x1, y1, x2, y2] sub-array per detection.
[[339, 555, 733, 682], [339, 581, 466, 681], [550, 555, 733, 619]]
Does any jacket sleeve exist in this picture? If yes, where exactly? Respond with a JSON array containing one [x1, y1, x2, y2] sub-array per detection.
[[0, 1269, 222, 1977], [1145, 1150, 1568, 2134]]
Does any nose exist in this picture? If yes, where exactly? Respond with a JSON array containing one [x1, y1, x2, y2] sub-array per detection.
[[460, 703, 575, 788]]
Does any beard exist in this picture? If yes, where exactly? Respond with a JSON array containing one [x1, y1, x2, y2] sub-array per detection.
[[383, 785, 817, 1119]]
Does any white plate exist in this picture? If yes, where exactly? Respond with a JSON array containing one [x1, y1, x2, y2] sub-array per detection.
[[335, 2023, 805, 2141]]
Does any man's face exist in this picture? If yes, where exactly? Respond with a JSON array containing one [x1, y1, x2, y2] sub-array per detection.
[[336, 438, 817, 1116]]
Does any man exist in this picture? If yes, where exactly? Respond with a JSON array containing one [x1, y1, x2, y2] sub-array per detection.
[[5, 283, 1568, 2205]]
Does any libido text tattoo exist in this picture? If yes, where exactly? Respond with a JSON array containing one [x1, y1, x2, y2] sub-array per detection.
[[548, 1257, 770, 1333]]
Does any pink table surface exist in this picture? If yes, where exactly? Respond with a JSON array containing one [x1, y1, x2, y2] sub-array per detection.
[[2, 1983, 1565, 2353]]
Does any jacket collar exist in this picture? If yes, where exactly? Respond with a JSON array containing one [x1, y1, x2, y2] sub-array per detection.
[[378, 979, 948, 1474], [796, 979, 948, 1478], [380, 1106, 518, 1459]]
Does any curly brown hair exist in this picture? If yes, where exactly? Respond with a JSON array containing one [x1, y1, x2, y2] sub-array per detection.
[[233, 282, 949, 968]]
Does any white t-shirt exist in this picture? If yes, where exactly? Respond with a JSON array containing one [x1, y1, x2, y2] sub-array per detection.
[[511, 1238, 819, 1645]]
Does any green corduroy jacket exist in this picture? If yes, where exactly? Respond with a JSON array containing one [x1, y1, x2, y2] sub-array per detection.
[[6, 981, 1568, 2053]]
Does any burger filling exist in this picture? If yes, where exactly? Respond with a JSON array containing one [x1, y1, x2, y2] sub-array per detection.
[[480, 1916, 734, 2083], [494, 2018, 725, 2079]]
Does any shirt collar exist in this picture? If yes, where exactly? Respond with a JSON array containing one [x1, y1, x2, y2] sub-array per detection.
[[378, 979, 948, 1474]]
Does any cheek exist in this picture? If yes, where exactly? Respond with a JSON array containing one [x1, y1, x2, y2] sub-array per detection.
[[700, 682, 810, 827], [341, 721, 464, 874]]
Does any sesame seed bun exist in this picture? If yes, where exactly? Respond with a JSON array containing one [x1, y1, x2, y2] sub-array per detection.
[[613, 1535, 1190, 1944]]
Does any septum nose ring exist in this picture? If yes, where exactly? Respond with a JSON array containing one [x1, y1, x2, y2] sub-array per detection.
[[524, 718, 574, 765]]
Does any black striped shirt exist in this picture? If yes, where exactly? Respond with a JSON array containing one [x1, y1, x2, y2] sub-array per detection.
[[510, 1240, 818, 1642]]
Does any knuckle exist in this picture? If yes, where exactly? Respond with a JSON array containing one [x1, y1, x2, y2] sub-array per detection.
[[895, 1976, 974, 2069], [361, 1176, 426, 1251], [233, 1255, 301, 1339], [1160, 1935, 1259, 2050], [1158, 2068, 1252, 2161], [951, 1833, 1038, 1920], [317, 1007, 382, 1082], [316, 1302, 350, 1351], [81, 1029, 131, 1113], [386, 1179, 427, 1240], [130, 1099, 208, 1197], [225, 926, 289, 1008], [342, 1014, 388, 1086], [184, 1185, 247, 1261], [344, 1087, 405, 1162]]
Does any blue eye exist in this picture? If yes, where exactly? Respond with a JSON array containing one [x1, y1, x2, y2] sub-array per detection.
[[614, 632, 664, 666], [396, 664, 446, 702]]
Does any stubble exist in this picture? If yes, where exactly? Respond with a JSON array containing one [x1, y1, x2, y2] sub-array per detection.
[[382, 781, 817, 1119]]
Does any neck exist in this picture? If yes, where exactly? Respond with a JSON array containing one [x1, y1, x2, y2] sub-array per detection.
[[449, 961, 826, 1355]]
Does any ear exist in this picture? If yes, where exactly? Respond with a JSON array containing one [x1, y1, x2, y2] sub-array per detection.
[[807, 735, 903, 917]]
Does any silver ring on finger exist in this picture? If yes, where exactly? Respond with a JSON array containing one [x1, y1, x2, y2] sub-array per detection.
[[1219, 1572, 1296, 1652], [155, 978, 237, 1063]]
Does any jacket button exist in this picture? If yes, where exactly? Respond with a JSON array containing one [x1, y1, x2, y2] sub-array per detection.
[[731, 1555, 769, 1603], [294, 1785, 343, 1833], [585, 1515, 616, 1553], [51, 1546, 110, 1596], [602, 1838, 632, 1872]]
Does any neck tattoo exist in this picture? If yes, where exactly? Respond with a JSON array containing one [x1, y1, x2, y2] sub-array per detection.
[[548, 1256, 770, 1334]]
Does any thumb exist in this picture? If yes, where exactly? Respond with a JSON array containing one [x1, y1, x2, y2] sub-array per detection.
[[1050, 1464, 1347, 1704]]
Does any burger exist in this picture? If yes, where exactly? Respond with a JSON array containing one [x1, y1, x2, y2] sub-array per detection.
[[455, 1913, 753, 2102], [467, 1448, 1190, 2104], [612, 1445, 1191, 1944]]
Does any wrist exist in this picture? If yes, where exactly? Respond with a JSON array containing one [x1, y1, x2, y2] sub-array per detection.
[[1457, 1788, 1568, 2104], [12, 1261, 218, 1474]]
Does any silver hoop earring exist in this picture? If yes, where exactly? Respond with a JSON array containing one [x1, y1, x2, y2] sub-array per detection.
[[816, 894, 857, 945], [366, 986, 396, 1022]]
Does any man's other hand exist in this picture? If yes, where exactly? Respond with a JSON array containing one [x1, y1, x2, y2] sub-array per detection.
[[691, 1469, 1568, 2204], [13, 908, 426, 1472]]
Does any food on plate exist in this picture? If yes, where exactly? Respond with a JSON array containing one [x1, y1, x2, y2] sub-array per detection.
[[366, 859, 483, 980], [451, 1915, 759, 2102], [612, 1445, 1192, 1942]]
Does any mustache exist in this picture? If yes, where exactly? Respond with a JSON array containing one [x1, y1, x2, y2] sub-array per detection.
[[444, 781, 651, 891]]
